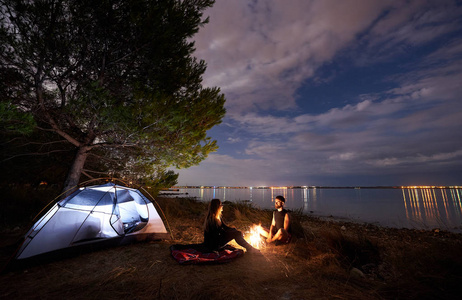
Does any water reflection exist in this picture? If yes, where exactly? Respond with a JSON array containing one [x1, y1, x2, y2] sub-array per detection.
[[303, 187, 309, 212], [402, 187, 462, 230], [175, 187, 462, 232], [270, 187, 287, 204], [311, 188, 317, 210]]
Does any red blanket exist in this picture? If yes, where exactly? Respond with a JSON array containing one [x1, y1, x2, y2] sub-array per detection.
[[170, 244, 244, 264]]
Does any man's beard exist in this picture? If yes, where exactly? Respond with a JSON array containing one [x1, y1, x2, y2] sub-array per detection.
[[275, 203, 282, 209]]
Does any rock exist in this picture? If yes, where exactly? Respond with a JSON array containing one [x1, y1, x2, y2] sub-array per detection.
[[350, 267, 365, 278], [361, 263, 377, 274], [341, 225, 346, 231]]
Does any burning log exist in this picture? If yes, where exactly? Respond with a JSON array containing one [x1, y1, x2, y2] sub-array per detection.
[[246, 224, 266, 249]]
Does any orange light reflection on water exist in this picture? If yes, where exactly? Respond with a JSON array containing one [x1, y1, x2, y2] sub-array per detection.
[[402, 187, 462, 228], [270, 187, 288, 203]]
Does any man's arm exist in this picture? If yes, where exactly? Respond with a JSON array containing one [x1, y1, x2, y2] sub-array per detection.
[[284, 213, 290, 232], [267, 215, 276, 242]]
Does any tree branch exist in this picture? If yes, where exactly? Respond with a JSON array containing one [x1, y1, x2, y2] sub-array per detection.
[[1, 149, 71, 162], [82, 169, 111, 176]]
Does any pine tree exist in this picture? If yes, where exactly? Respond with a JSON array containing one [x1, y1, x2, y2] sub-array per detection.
[[0, 0, 225, 191]]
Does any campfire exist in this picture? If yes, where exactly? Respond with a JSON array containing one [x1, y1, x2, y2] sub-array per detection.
[[246, 224, 265, 249]]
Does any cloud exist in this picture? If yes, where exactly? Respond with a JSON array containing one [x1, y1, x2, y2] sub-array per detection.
[[355, 0, 462, 64], [365, 150, 462, 170], [175, 154, 287, 186], [232, 113, 303, 135], [426, 37, 462, 62], [226, 137, 241, 144], [176, 1, 462, 186], [242, 52, 462, 178], [195, 0, 394, 114], [195, 0, 462, 116]]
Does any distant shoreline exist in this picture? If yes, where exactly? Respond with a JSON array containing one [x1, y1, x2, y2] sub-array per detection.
[[171, 185, 461, 189]]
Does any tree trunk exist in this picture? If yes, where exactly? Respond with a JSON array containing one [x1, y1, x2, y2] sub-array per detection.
[[62, 145, 90, 195]]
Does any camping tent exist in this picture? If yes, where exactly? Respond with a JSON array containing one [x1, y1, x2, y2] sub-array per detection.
[[15, 182, 170, 260]]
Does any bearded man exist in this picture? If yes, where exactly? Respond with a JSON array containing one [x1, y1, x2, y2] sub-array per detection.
[[262, 195, 291, 245]]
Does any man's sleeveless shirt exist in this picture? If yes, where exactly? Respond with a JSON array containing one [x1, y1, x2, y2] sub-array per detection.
[[274, 209, 288, 231]]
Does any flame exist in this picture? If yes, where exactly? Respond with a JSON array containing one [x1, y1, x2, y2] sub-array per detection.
[[246, 224, 265, 249]]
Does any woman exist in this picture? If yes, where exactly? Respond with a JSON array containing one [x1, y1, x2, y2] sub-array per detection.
[[203, 199, 258, 253]]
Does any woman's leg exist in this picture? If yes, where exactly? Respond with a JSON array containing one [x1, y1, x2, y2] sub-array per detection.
[[226, 229, 257, 251], [259, 227, 269, 238]]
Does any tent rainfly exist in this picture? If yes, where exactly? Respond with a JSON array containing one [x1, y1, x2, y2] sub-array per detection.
[[15, 182, 170, 260]]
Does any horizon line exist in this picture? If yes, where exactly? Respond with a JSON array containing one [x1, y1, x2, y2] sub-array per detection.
[[170, 185, 461, 189]]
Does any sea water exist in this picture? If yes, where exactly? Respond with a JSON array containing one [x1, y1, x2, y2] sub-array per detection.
[[165, 187, 462, 232]]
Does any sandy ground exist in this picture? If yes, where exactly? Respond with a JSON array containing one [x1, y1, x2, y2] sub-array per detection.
[[0, 238, 379, 299], [1, 197, 462, 299]]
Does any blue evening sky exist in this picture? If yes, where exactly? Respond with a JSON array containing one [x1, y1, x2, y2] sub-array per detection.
[[175, 0, 462, 187]]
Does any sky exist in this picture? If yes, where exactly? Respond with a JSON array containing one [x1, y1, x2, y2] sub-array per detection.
[[174, 0, 462, 187]]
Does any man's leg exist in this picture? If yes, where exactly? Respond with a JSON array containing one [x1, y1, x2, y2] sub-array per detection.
[[270, 228, 289, 243]]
